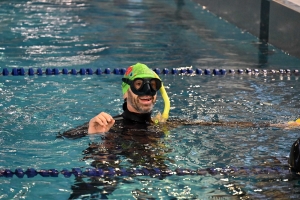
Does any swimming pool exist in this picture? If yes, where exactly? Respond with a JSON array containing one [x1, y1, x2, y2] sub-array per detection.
[[1, 0, 300, 199]]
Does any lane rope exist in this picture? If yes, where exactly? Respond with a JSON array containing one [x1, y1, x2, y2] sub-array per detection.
[[0, 166, 290, 178], [0, 67, 299, 76]]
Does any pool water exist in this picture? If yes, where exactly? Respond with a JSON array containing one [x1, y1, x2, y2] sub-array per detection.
[[1, 0, 300, 199]]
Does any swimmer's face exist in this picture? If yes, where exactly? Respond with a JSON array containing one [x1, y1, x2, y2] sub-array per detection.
[[124, 88, 157, 113]]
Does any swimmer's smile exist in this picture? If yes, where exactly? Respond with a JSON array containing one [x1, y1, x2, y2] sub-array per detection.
[[138, 96, 153, 105]]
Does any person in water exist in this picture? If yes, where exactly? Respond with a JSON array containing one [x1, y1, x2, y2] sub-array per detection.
[[61, 63, 172, 172], [88, 62, 161, 134], [62, 63, 172, 199], [61, 62, 168, 139]]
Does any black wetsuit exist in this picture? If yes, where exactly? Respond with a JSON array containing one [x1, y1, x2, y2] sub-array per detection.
[[61, 102, 157, 139], [60, 103, 171, 199]]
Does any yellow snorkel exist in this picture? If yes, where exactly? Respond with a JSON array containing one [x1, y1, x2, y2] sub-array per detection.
[[153, 72, 170, 123]]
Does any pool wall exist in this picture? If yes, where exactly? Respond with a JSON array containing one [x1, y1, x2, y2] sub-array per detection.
[[192, 0, 300, 59]]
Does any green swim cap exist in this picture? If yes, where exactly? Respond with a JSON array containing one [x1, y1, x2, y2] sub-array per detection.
[[122, 63, 159, 94]]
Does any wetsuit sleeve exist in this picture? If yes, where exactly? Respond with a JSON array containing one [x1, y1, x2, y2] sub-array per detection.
[[57, 122, 89, 139], [57, 115, 124, 139]]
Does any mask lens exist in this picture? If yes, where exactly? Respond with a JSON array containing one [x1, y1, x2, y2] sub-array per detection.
[[150, 79, 161, 91], [150, 79, 157, 90], [133, 79, 144, 90]]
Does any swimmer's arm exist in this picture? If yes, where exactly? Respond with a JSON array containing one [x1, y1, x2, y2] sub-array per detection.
[[179, 121, 270, 128], [163, 118, 259, 128], [88, 112, 115, 134], [270, 119, 300, 129], [57, 112, 116, 139], [167, 119, 300, 129], [57, 122, 89, 139]]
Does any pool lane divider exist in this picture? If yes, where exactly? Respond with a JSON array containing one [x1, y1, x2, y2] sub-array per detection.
[[0, 67, 299, 76], [0, 166, 290, 178]]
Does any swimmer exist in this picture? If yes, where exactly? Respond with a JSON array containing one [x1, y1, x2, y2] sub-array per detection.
[[60, 63, 170, 198], [60, 63, 171, 199]]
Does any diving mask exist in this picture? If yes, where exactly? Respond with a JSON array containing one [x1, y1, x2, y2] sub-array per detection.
[[122, 78, 162, 96]]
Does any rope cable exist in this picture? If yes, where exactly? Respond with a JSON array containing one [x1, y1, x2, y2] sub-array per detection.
[[0, 67, 299, 76]]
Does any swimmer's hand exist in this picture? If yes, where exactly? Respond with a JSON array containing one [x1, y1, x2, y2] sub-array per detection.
[[88, 112, 115, 134]]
